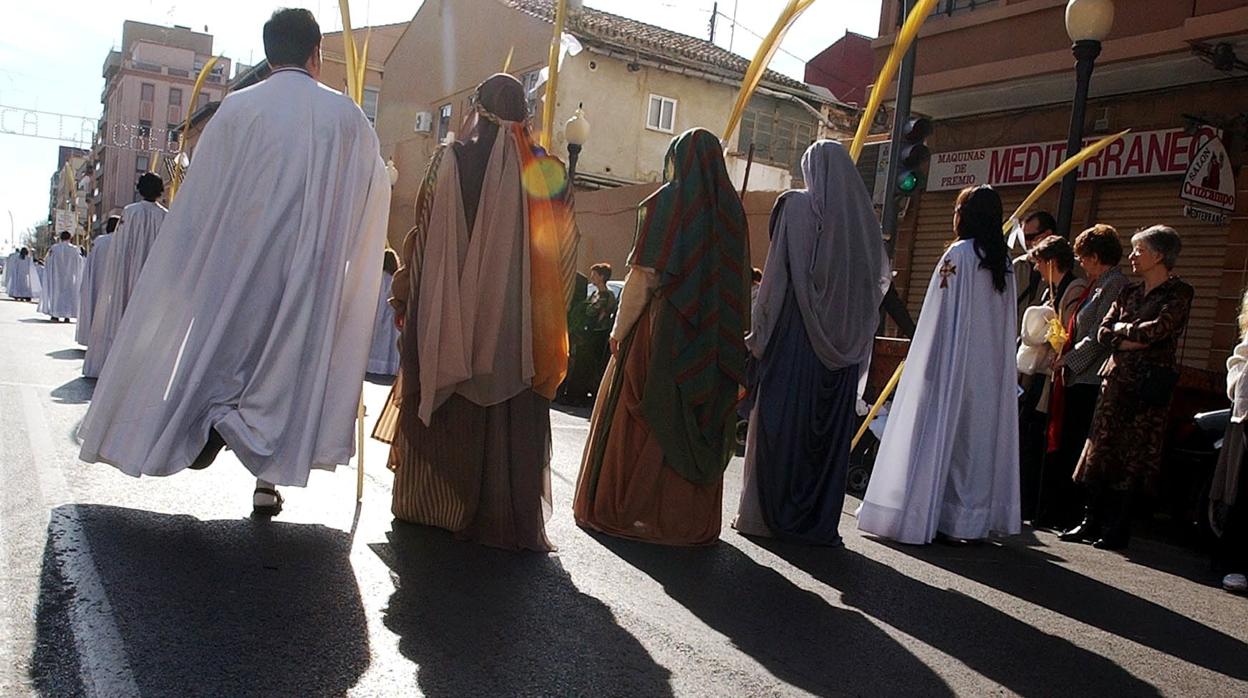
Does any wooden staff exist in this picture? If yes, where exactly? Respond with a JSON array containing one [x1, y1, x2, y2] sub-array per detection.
[[739, 143, 756, 199], [540, 0, 570, 150], [357, 396, 366, 502]]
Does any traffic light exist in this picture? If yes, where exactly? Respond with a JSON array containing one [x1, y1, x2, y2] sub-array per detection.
[[896, 117, 932, 196]]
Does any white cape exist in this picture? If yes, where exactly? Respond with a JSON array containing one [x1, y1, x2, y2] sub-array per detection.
[[83, 200, 167, 376], [76, 234, 113, 345], [78, 69, 391, 487], [857, 239, 1020, 544], [5, 252, 32, 298], [38, 241, 83, 318], [367, 272, 400, 375]]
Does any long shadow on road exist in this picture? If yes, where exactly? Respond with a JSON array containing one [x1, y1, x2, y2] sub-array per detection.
[[372, 522, 674, 697], [892, 537, 1248, 681], [50, 377, 93, 405], [760, 539, 1160, 695], [596, 534, 954, 696], [31, 505, 369, 698]]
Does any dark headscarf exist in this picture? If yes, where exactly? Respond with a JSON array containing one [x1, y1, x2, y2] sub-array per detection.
[[454, 73, 529, 230], [629, 127, 750, 482]]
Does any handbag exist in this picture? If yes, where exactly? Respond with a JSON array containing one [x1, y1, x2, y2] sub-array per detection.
[[1138, 364, 1180, 407]]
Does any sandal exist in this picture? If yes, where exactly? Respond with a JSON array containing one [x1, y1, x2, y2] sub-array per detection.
[[252, 487, 284, 517]]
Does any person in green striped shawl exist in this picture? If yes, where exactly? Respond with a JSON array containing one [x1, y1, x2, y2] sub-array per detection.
[[573, 127, 751, 546]]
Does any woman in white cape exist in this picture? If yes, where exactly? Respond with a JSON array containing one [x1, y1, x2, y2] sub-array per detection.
[[857, 185, 1020, 545]]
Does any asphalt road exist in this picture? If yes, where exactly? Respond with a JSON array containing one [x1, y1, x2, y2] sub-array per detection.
[[1, 294, 1246, 697]]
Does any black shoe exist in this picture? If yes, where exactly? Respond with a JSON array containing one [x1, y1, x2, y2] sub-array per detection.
[[1092, 535, 1129, 551], [189, 428, 226, 470], [1059, 514, 1099, 542], [1092, 490, 1131, 551]]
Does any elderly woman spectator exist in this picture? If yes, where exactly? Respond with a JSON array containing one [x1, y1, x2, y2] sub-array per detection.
[[1019, 235, 1089, 521], [1066, 225, 1193, 550], [1213, 288, 1248, 593], [1038, 225, 1128, 531]]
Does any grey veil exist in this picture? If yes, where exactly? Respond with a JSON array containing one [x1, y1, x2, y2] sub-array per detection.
[[747, 140, 890, 370]]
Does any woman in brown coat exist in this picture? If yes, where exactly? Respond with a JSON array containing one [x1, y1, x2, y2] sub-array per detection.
[[1068, 225, 1193, 550]]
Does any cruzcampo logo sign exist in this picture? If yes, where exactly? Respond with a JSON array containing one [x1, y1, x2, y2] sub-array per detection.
[[1181, 135, 1236, 223]]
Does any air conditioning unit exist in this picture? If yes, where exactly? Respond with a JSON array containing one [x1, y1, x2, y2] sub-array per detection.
[[414, 111, 433, 133]]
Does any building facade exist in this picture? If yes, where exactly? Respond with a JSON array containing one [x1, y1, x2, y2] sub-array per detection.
[[91, 21, 231, 234], [47, 146, 90, 244], [174, 23, 404, 163], [805, 31, 875, 107], [376, 0, 855, 251], [870, 0, 1247, 383]]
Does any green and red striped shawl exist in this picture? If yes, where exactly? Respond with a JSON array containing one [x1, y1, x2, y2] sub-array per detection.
[[629, 127, 751, 482]]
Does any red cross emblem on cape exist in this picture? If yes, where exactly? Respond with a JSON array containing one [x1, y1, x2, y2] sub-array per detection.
[[939, 259, 957, 289]]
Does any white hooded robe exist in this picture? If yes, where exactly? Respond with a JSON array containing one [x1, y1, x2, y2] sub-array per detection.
[[857, 239, 1020, 544], [38, 241, 84, 318], [78, 68, 391, 487], [82, 200, 167, 376], [76, 233, 114, 345]]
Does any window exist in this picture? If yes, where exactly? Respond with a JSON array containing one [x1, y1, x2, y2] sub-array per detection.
[[135, 154, 149, 184], [138, 120, 152, 138], [140, 82, 155, 102], [362, 87, 380, 126], [436, 103, 452, 141], [169, 87, 182, 106], [521, 71, 542, 121], [738, 106, 816, 176], [935, 0, 996, 17], [646, 94, 677, 133]]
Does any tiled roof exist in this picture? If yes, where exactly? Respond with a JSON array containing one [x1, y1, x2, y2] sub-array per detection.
[[503, 0, 840, 105]]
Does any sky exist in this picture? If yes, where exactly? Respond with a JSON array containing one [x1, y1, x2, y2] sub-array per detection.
[[0, 0, 881, 248]]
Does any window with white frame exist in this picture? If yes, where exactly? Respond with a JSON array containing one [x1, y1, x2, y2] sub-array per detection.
[[362, 87, 380, 126], [436, 103, 453, 141], [646, 94, 677, 133]]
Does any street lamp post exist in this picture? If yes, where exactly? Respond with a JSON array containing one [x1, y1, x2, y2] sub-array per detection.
[[565, 104, 590, 183], [1056, 0, 1114, 237]]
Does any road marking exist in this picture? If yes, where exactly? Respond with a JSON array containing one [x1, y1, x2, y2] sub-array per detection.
[[20, 386, 139, 698]]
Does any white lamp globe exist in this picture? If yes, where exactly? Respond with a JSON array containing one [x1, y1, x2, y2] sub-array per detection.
[[1066, 0, 1114, 43]]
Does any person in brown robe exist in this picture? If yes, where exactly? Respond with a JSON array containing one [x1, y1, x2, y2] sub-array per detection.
[[573, 128, 750, 546], [375, 74, 577, 552]]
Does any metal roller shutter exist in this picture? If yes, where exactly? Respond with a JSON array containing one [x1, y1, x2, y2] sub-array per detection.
[[1092, 180, 1228, 371], [903, 187, 1031, 318]]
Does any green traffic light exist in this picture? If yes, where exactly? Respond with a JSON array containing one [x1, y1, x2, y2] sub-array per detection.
[[898, 171, 919, 193]]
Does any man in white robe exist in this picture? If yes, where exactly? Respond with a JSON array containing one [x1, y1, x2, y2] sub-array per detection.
[[858, 186, 1020, 545], [83, 175, 168, 376], [77, 8, 391, 515], [76, 216, 119, 345], [2, 249, 15, 296], [6, 248, 35, 301], [38, 232, 84, 322]]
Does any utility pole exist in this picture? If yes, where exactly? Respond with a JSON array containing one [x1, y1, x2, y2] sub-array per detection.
[[709, 2, 718, 43], [880, 0, 919, 259], [878, 0, 921, 337]]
